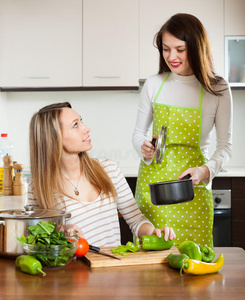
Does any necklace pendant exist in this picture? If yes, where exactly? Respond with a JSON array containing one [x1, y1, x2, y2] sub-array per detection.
[[74, 188, 79, 196]]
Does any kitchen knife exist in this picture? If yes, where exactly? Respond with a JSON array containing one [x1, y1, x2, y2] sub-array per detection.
[[89, 244, 121, 260]]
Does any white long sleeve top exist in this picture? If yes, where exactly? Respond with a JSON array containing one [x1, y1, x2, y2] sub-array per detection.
[[132, 72, 233, 183], [27, 159, 153, 247]]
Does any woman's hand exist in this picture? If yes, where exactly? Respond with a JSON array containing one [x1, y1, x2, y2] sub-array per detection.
[[141, 135, 157, 160], [178, 165, 210, 186], [151, 227, 176, 241], [60, 224, 84, 239]]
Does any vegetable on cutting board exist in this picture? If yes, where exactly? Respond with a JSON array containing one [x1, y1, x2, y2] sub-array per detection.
[[111, 233, 174, 256], [111, 238, 140, 256], [181, 253, 224, 275], [15, 255, 46, 276], [141, 232, 175, 251]]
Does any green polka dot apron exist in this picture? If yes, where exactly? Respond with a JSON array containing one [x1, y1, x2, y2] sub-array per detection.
[[135, 74, 214, 246]]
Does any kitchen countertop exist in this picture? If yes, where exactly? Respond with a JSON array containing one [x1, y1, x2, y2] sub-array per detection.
[[121, 166, 245, 177], [0, 247, 244, 299], [1, 194, 244, 299]]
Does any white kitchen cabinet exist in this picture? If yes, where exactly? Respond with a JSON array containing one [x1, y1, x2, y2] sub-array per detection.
[[225, 0, 245, 36], [139, 0, 224, 79], [83, 0, 138, 87], [0, 0, 82, 88]]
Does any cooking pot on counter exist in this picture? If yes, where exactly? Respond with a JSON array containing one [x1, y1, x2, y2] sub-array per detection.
[[149, 175, 194, 205], [0, 206, 71, 257]]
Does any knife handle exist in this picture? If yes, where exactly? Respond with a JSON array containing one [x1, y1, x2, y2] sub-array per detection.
[[89, 244, 100, 252]]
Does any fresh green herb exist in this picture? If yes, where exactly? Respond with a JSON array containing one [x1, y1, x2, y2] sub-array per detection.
[[17, 221, 75, 268]]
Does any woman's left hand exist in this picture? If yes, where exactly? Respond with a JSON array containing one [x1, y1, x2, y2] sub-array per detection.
[[60, 224, 84, 239], [178, 165, 210, 186], [152, 227, 176, 241]]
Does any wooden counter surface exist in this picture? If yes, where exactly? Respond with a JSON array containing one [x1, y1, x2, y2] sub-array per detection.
[[0, 247, 244, 300]]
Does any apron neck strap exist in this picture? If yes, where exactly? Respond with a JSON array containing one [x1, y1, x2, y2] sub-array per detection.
[[154, 73, 170, 104]]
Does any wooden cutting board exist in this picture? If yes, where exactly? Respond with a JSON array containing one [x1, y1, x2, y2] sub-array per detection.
[[83, 246, 179, 268]]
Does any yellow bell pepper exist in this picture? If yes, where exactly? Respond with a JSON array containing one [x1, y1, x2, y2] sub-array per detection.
[[182, 253, 224, 275]]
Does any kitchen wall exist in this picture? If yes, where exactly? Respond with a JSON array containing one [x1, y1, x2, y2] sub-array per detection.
[[0, 88, 244, 174], [0, 92, 7, 133]]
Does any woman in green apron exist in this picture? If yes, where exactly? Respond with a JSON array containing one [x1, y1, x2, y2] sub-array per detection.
[[132, 13, 233, 247]]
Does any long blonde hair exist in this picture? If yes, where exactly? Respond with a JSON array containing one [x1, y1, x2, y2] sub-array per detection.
[[29, 102, 117, 209]]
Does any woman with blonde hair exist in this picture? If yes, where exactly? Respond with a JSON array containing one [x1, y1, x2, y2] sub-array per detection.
[[27, 102, 175, 246], [132, 13, 233, 247]]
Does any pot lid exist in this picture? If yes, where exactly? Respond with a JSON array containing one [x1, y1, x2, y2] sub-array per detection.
[[0, 208, 69, 219], [152, 125, 167, 164]]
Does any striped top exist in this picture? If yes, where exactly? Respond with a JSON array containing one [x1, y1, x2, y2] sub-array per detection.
[[27, 159, 153, 247]]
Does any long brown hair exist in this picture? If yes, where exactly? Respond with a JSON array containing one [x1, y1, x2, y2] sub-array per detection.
[[155, 13, 225, 96], [29, 102, 117, 209]]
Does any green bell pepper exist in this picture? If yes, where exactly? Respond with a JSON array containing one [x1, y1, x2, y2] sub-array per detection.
[[177, 240, 202, 261], [141, 232, 175, 251], [167, 253, 189, 270], [199, 244, 215, 262], [15, 255, 46, 276]]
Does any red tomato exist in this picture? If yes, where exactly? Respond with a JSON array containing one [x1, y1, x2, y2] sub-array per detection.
[[75, 238, 89, 258]]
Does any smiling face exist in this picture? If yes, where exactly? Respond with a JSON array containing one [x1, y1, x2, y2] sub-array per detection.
[[59, 107, 92, 154], [161, 31, 193, 76]]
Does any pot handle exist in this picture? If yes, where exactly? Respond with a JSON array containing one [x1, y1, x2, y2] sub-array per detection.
[[151, 138, 156, 147]]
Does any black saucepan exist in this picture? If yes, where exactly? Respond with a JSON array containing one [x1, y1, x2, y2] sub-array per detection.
[[149, 174, 194, 205]]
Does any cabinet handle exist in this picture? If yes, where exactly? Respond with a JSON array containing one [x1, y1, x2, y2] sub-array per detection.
[[27, 76, 51, 79], [94, 76, 120, 79]]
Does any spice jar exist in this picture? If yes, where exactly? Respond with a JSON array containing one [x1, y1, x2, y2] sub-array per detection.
[[13, 163, 25, 195]]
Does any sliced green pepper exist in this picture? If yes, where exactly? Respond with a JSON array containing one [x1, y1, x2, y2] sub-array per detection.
[[199, 244, 215, 262], [141, 232, 175, 251], [111, 238, 141, 256], [167, 253, 189, 270], [15, 255, 46, 276], [125, 241, 138, 253], [177, 241, 202, 261], [111, 245, 129, 256]]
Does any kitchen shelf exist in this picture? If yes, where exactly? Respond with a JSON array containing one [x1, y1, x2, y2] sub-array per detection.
[[0, 86, 139, 92]]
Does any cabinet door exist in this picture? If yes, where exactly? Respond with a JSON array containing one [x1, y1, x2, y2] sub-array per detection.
[[0, 0, 82, 88], [83, 0, 138, 87], [225, 0, 245, 35], [139, 0, 224, 79]]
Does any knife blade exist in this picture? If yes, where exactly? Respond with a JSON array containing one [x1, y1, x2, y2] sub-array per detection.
[[89, 245, 121, 260]]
